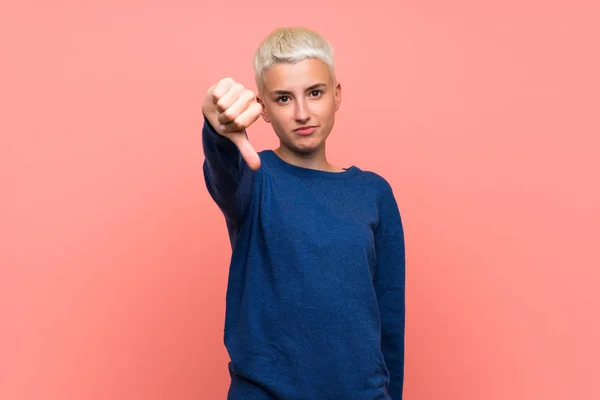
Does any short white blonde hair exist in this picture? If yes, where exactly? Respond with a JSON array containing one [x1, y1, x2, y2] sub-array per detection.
[[253, 27, 336, 91]]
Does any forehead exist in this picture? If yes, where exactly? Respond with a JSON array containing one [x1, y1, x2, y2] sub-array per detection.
[[262, 58, 332, 90]]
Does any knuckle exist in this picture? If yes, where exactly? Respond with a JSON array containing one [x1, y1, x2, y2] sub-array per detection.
[[233, 116, 246, 130], [216, 98, 227, 111], [222, 108, 237, 121], [251, 102, 262, 115], [213, 77, 235, 97], [243, 89, 256, 101], [207, 84, 216, 95]]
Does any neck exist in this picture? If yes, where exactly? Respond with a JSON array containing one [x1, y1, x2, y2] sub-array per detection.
[[274, 144, 344, 173]]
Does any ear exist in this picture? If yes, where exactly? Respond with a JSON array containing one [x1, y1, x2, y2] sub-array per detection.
[[256, 95, 271, 123], [334, 81, 342, 111]]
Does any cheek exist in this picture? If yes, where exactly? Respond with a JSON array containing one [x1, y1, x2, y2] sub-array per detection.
[[311, 103, 335, 122], [266, 113, 288, 135], [269, 108, 294, 126], [313, 96, 335, 112]]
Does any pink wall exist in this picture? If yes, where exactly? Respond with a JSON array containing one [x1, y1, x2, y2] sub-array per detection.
[[1, 1, 598, 399]]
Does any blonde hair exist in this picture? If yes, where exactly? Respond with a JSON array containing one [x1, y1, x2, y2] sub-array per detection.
[[253, 27, 336, 92]]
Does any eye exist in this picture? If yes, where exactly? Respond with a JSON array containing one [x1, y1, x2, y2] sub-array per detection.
[[309, 90, 323, 97], [275, 95, 290, 103]]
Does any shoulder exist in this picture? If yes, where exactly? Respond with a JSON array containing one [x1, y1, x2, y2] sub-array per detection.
[[353, 171, 404, 237], [352, 169, 402, 222], [354, 168, 396, 197]]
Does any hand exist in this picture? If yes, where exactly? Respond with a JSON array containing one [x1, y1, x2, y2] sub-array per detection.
[[203, 77, 262, 171]]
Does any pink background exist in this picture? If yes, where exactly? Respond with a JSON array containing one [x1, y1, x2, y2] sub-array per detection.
[[1, 1, 598, 399]]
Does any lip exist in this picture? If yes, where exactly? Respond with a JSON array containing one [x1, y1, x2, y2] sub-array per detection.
[[294, 126, 317, 135]]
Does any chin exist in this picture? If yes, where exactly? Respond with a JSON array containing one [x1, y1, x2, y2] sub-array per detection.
[[290, 138, 324, 154], [276, 129, 327, 154], [293, 146, 318, 155]]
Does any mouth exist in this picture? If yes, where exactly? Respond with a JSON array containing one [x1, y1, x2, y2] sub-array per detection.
[[293, 126, 317, 136]]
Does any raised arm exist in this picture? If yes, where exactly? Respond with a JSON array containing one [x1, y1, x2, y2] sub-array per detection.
[[201, 77, 262, 224]]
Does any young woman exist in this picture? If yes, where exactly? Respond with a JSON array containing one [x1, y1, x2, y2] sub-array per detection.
[[202, 27, 406, 400]]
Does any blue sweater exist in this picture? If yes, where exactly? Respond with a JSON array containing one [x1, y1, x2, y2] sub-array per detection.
[[202, 117, 406, 400]]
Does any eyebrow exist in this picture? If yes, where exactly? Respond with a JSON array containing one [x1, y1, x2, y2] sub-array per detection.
[[270, 83, 327, 96]]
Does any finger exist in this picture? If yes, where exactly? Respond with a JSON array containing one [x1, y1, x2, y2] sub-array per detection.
[[211, 78, 235, 106], [217, 90, 256, 125], [229, 133, 261, 171], [220, 101, 262, 133], [215, 82, 244, 113]]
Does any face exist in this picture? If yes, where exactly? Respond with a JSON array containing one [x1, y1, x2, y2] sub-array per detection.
[[257, 58, 341, 155]]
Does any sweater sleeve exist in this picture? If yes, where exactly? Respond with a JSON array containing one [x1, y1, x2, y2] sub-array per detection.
[[374, 182, 406, 400], [201, 114, 255, 226]]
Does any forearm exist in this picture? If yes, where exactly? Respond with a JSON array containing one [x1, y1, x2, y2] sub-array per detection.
[[379, 285, 405, 399], [202, 115, 252, 222]]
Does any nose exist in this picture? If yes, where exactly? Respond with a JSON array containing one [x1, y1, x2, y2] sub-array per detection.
[[294, 99, 310, 123]]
